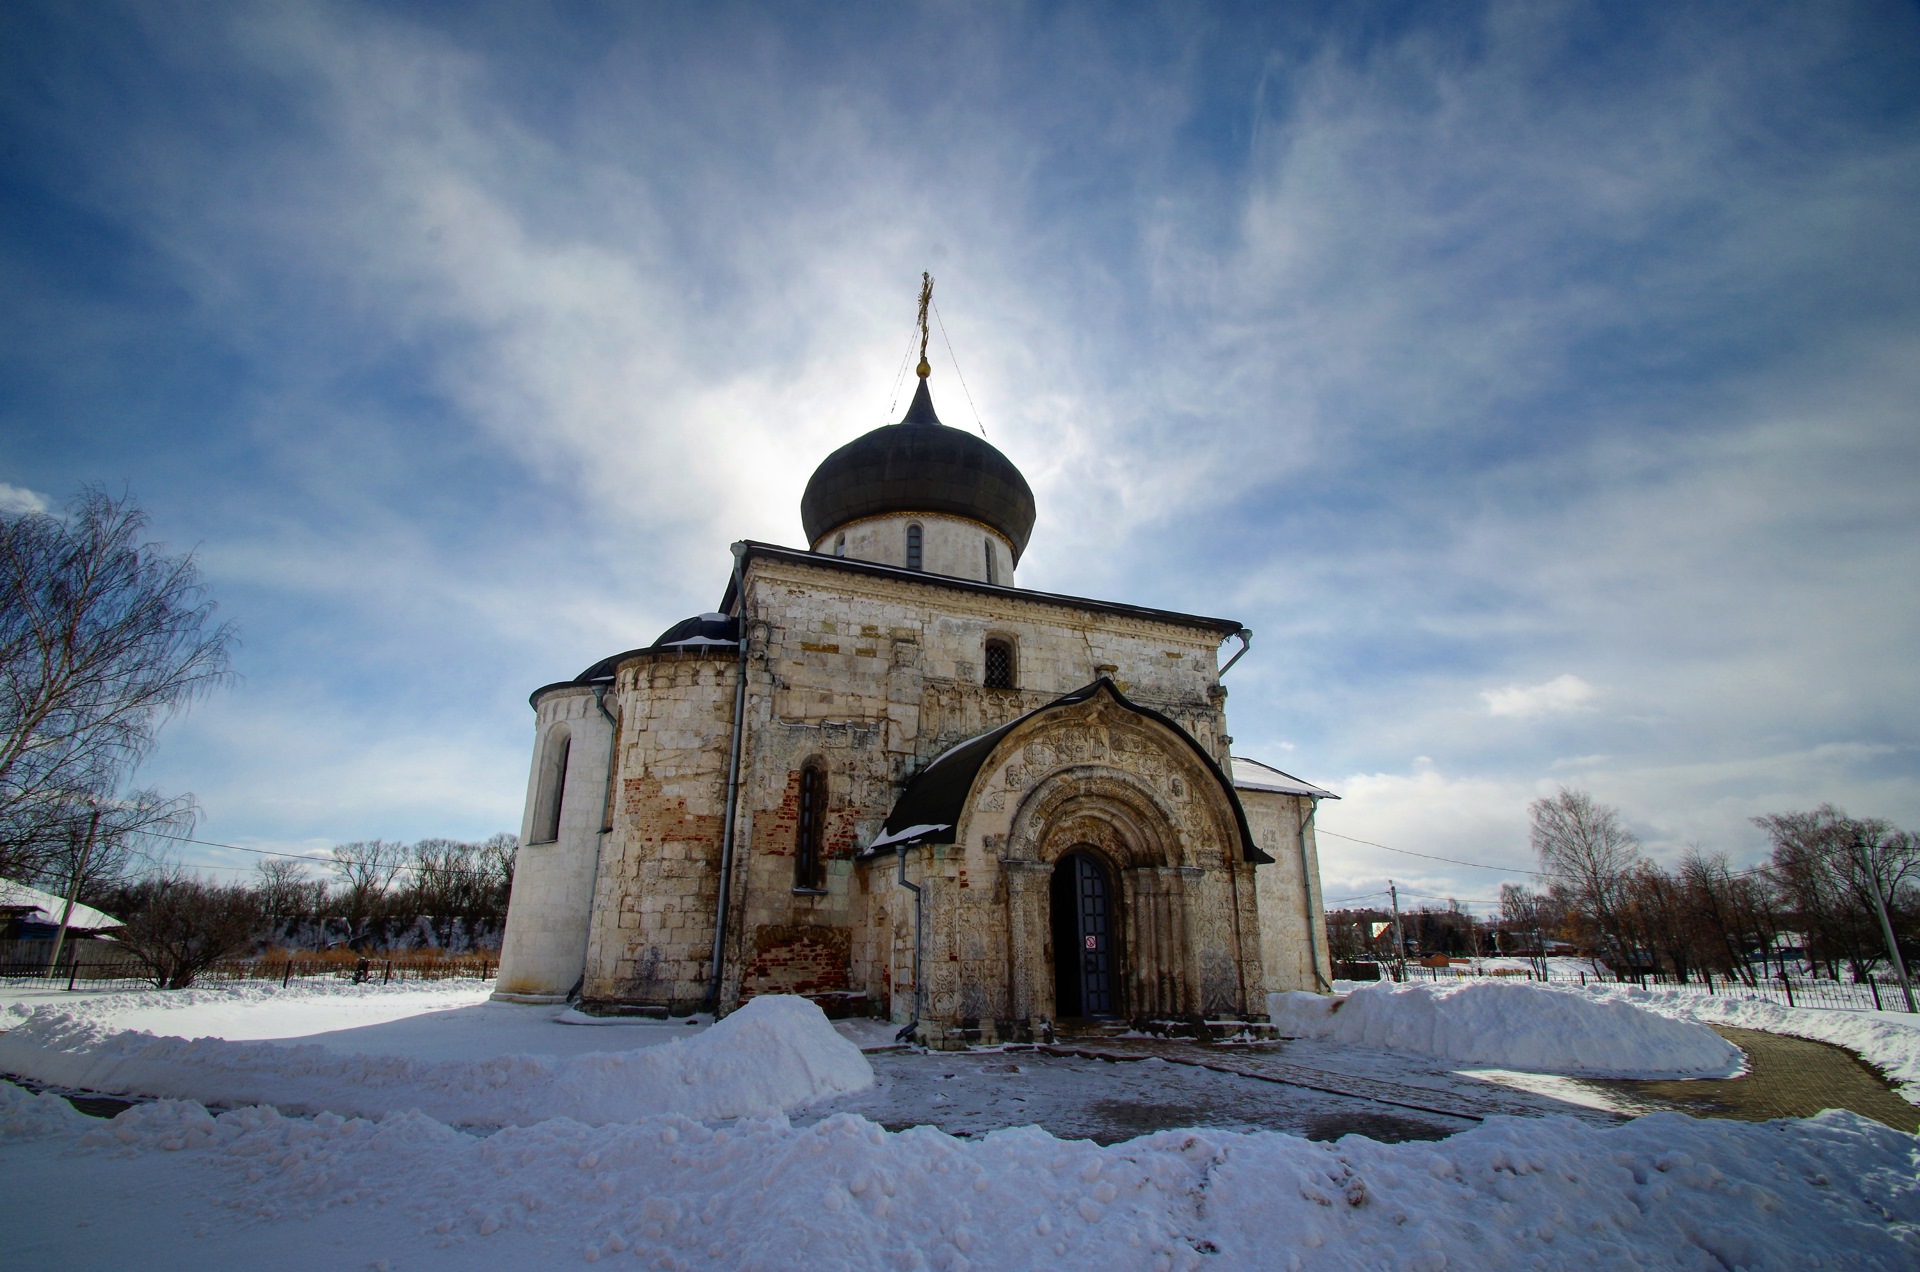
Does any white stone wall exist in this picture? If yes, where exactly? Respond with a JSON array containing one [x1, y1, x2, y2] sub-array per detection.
[[811, 512, 1019, 583], [1244, 788, 1334, 994], [494, 686, 614, 1001]]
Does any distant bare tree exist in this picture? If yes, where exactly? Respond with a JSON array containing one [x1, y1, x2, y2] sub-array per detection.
[[478, 832, 517, 898], [405, 838, 476, 947], [462, 832, 519, 949], [1758, 806, 1918, 981], [329, 840, 406, 942], [114, 870, 262, 989], [254, 857, 323, 924], [0, 488, 234, 879], [1498, 883, 1550, 975], [1530, 788, 1643, 970]]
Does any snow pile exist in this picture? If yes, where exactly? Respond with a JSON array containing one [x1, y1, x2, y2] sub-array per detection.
[[3, 1082, 1915, 1270], [0, 1084, 92, 1139], [1, 977, 494, 1037], [0, 993, 870, 1125], [1270, 979, 1743, 1078], [1575, 983, 1920, 1103]]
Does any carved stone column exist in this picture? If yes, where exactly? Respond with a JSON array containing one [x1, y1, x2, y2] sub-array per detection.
[[1000, 858, 1053, 1028], [1168, 865, 1204, 1018]]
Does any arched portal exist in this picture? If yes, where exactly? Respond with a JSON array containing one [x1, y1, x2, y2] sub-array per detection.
[[1049, 850, 1119, 1018]]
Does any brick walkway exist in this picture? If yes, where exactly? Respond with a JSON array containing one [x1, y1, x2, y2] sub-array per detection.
[[1583, 1025, 1920, 1132], [1041, 1024, 1920, 1135]]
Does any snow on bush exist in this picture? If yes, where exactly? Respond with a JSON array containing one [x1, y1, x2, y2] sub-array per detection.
[[4, 1080, 1915, 1269], [1575, 983, 1920, 1103], [0, 993, 870, 1125], [1270, 979, 1743, 1078]]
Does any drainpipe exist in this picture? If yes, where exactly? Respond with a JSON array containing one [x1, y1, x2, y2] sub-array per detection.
[[708, 542, 752, 1013], [592, 684, 619, 835], [1299, 796, 1331, 992], [894, 843, 924, 1044], [1218, 628, 1252, 678]]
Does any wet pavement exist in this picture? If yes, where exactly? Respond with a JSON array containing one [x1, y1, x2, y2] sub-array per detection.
[[796, 1047, 1486, 1144]]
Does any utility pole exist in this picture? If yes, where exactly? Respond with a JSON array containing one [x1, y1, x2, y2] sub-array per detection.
[[1855, 836, 1917, 1013], [1388, 880, 1406, 982], [46, 803, 102, 977]]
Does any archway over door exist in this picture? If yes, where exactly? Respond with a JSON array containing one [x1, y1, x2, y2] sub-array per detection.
[[1050, 850, 1119, 1018]]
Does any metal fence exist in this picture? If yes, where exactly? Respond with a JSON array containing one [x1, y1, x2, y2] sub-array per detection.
[[0, 946, 497, 992], [1381, 960, 1917, 1014]]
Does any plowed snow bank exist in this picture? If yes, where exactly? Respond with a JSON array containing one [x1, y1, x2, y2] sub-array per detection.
[[1269, 979, 1742, 1077], [1574, 983, 1920, 1102], [0, 993, 869, 1125]]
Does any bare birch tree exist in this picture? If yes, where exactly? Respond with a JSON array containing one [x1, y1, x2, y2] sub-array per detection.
[[1529, 787, 1643, 970], [0, 488, 234, 879]]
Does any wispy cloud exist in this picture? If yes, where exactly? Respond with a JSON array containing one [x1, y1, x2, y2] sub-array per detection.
[[0, 483, 49, 515], [1483, 675, 1600, 719], [4, 1, 1917, 900]]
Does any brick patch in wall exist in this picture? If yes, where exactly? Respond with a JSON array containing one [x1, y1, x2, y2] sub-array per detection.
[[740, 922, 853, 996]]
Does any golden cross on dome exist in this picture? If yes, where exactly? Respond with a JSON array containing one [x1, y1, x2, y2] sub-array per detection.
[[916, 271, 933, 379]]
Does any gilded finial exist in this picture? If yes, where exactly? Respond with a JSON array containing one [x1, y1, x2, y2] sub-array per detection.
[[916, 271, 933, 378]]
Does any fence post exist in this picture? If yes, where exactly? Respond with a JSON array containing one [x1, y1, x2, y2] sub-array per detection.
[[1781, 974, 1794, 1008], [384, 960, 392, 985], [1869, 976, 1883, 1012], [283, 959, 293, 988], [65, 945, 79, 992]]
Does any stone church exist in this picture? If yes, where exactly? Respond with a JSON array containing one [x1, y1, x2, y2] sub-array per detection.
[[495, 302, 1335, 1047]]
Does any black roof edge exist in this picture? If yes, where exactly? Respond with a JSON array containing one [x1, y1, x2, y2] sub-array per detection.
[[868, 677, 1271, 865], [528, 638, 739, 710], [527, 677, 608, 709], [720, 541, 1243, 637]]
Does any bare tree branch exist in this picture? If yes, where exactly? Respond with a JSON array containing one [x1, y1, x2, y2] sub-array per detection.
[[0, 487, 235, 878]]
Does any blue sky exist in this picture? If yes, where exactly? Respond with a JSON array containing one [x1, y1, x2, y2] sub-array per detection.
[[4, 1, 1918, 913]]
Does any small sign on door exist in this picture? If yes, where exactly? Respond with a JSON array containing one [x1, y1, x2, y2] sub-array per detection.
[[1085, 935, 1097, 949]]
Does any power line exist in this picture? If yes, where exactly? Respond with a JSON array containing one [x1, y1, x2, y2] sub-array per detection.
[[1317, 827, 1775, 885], [1315, 828, 1545, 878], [141, 831, 510, 880]]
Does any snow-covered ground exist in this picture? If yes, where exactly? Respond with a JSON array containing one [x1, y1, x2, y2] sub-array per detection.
[[1271, 980, 1744, 1078], [4, 1082, 1915, 1269], [5, 980, 1919, 1267]]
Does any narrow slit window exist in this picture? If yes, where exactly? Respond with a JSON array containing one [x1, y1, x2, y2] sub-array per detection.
[[906, 523, 923, 571], [983, 538, 995, 584], [833, 533, 846, 557], [533, 730, 570, 843], [795, 764, 826, 889], [984, 639, 1014, 690]]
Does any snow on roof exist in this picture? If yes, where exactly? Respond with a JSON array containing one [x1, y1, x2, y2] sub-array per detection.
[[0, 876, 122, 931], [1230, 756, 1339, 800], [867, 823, 951, 851]]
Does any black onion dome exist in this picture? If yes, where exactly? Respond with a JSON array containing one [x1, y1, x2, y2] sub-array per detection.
[[800, 380, 1037, 561]]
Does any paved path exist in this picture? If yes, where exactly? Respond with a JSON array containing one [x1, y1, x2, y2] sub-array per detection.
[[1583, 1025, 1920, 1132], [1039, 1037, 1623, 1124]]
